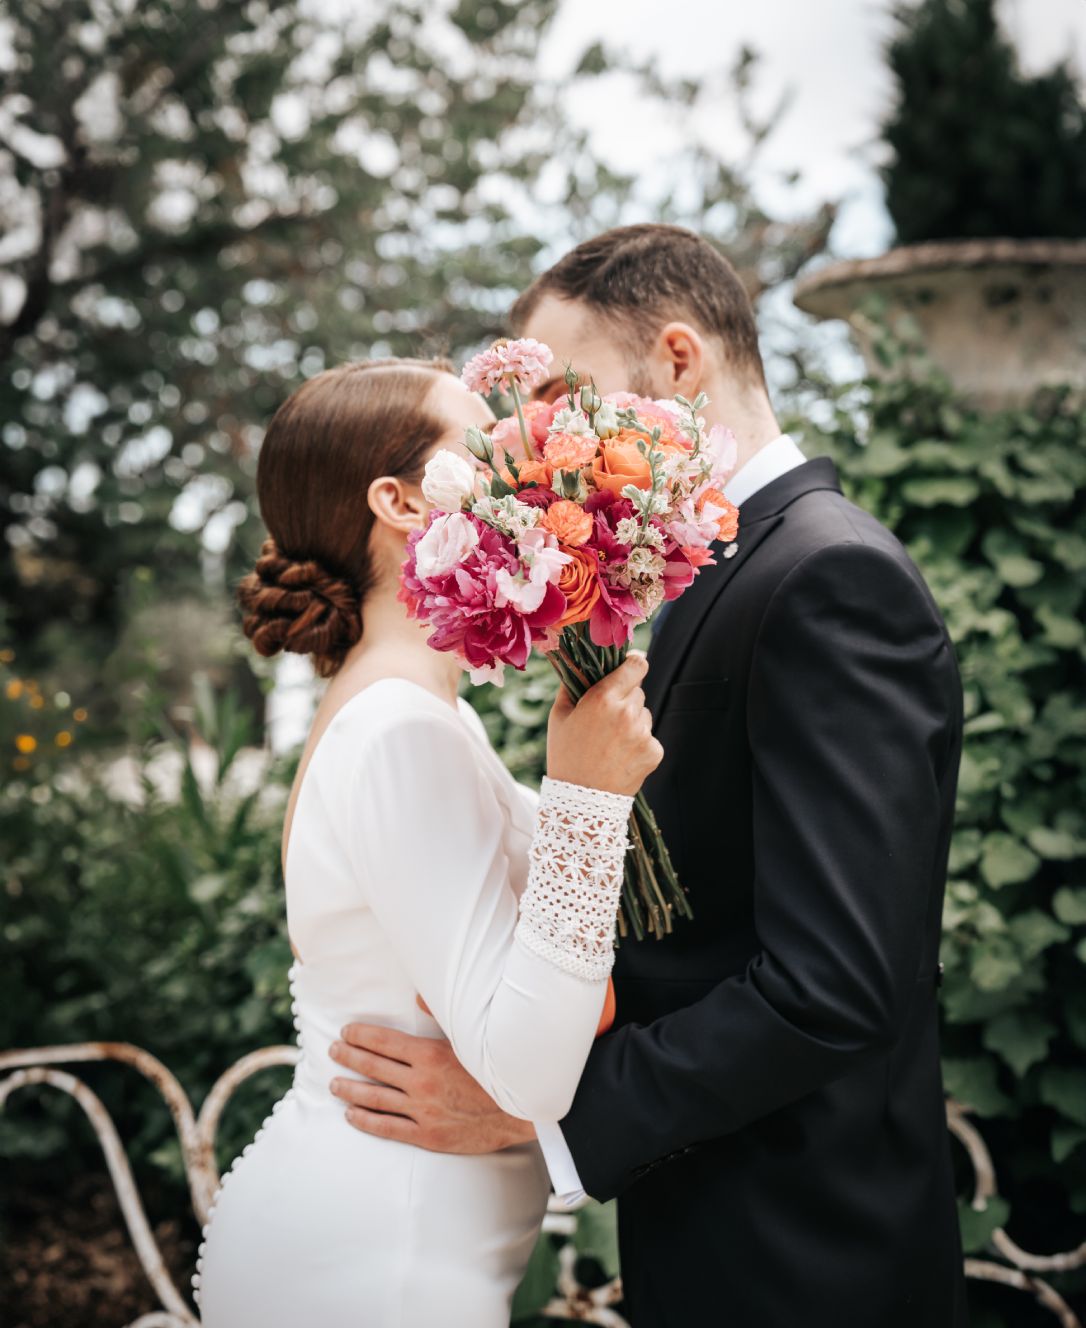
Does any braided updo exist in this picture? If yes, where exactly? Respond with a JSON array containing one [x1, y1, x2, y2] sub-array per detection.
[[237, 357, 454, 678]]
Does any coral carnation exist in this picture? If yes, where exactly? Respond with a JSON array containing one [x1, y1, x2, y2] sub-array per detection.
[[697, 487, 740, 542], [540, 499, 594, 547], [544, 432, 598, 470]]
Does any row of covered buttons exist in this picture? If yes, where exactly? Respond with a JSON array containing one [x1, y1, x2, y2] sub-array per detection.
[[191, 963, 304, 1308]]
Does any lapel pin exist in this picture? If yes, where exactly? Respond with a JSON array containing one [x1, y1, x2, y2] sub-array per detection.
[[723, 543, 739, 559]]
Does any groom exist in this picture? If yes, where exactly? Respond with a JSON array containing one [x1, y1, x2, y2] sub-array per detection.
[[330, 223, 968, 1326]]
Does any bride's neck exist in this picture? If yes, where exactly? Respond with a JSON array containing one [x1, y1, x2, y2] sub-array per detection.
[[337, 578, 462, 708]]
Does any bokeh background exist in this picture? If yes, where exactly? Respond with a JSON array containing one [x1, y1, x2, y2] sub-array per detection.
[[2, 1, 1084, 1324]]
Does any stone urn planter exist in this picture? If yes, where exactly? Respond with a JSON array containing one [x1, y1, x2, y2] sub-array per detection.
[[793, 238, 1086, 409]]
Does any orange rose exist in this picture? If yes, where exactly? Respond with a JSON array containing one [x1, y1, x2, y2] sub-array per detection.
[[697, 487, 740, 542], [544, 431, 598, 470], [540, 499, 593, 547], [591, 429, 654, 496], [555, 546, 601, 627], [515, 457, 554, 488]]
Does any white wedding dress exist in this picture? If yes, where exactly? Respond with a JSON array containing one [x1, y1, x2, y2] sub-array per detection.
[[194, 678, 632, 1327]]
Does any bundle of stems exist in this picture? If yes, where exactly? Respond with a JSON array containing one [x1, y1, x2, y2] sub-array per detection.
[[548, 624, 693, 942]]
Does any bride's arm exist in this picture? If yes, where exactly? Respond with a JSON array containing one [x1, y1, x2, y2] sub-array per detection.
[[348, 711, 632, 1122]]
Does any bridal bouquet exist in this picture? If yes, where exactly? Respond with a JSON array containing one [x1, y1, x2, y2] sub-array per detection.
[[399, 338, 739, 941]]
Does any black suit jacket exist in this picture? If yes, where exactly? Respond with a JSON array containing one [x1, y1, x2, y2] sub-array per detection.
[[558, 458, 968, 1328]]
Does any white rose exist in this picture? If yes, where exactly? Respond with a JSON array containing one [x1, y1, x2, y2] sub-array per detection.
[[414, 512, 480, 578], [421, 449, 477, 511]]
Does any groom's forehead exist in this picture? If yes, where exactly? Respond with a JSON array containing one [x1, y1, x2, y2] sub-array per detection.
[[518, 294, 602, 354], [517, 294, 627, 391]]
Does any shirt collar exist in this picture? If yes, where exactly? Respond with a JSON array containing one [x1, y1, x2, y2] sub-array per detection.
[[723, 433, 807, 508]]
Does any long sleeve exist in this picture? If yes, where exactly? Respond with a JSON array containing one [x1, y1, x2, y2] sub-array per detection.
[[557, 542, 960, 1200], [349, 709, 632, 1121]]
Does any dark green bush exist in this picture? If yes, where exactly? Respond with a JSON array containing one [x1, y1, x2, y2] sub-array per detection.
[[881, 0, 1086, 242]]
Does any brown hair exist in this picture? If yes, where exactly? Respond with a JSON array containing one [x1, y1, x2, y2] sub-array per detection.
[[237, 357, 453, 677], [510, 223, 766, 388]]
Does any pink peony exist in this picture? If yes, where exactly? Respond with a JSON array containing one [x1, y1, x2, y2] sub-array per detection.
[[588, 576, 642, 648], [461, 338, 553, 397], [400, 511, 567, 684]]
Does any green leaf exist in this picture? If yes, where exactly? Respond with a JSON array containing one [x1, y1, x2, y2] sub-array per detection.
[[1027, 827, 1080, 860], [979, 833, 1040, 888], [982, 1011, 1056, 1078], [970, 942, 1022, 991], [189, 873, 228, 904], [1035, 605, 1085, 650], [1009, 910, 1071, 959], [1052, 1125, 1086, 1164], [1039, 1068, 1086, 1126], [1053, 888, 1086, 926], [901, 476, 980, 507], [981, 530, 1044, 588], [942, 1057, 1014, 1117], [956, 1196, 1010, 1254]]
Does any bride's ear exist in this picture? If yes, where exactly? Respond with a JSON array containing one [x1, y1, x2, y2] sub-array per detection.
[[367, 474, 428, 536]]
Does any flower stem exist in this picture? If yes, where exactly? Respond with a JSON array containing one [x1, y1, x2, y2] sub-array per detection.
[[509, 379, 536, 461]]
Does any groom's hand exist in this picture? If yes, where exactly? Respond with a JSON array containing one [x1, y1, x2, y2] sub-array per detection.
[[329, 1023, 536, 1154]]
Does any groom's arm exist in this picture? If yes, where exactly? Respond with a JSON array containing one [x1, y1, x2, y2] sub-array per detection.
[[556, 541, 960, 1201]]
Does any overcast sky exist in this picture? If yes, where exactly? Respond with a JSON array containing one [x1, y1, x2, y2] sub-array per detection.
[[541, 0, 1086, 257]]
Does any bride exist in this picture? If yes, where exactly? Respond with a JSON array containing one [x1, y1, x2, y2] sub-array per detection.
[[194, 356, 661, 1327]]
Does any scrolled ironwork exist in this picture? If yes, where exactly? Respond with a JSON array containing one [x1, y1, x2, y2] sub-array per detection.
[[2, 1045, 1081, 1327]]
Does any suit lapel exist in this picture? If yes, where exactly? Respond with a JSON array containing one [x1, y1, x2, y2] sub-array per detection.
[[645, 517, 781, 716], [644, 457, 843, 719]]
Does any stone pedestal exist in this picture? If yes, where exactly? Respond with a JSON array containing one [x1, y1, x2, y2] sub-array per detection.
[[793, 239, 1086, 409]]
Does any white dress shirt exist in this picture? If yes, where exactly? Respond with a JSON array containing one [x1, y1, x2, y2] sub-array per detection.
[[534, 433, 808, 1205]]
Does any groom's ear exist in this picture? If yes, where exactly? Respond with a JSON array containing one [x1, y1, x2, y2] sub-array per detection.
[[654, 321, 705, 395]]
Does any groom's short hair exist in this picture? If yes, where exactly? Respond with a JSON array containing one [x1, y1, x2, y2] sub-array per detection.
[[510, 223, 766, 387]]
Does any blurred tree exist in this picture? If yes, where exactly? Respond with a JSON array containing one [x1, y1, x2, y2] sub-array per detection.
[[0, 0, 833, 735], [881, 0, 1086, 243]]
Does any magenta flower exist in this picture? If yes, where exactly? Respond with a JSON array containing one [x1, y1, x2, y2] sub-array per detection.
[[400, 512, 566, 684], [461, 338, 554, 397]]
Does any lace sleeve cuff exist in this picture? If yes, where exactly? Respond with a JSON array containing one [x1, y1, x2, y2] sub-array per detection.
[[514, 776, 634, 983]]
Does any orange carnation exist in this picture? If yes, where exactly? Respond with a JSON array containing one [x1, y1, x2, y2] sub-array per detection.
[[540, 499, 593, 547], [591, 429, 654, 496], [554, 546, 601, 627], [697, 487, 740, 542], [543, 431, 598, 470]]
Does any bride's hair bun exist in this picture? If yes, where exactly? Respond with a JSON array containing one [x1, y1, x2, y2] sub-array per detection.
[[238, 538, 363, 679], [238, 357, 454, 679]]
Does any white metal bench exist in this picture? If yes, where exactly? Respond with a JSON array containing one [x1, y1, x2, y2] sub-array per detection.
[[1, 1044, 1082, 1327]]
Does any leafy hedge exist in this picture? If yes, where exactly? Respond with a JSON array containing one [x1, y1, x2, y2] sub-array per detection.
[[794, 375, 1086, 1309]]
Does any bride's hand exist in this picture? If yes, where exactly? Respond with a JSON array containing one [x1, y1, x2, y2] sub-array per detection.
[[547, 650, 662, 797]]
